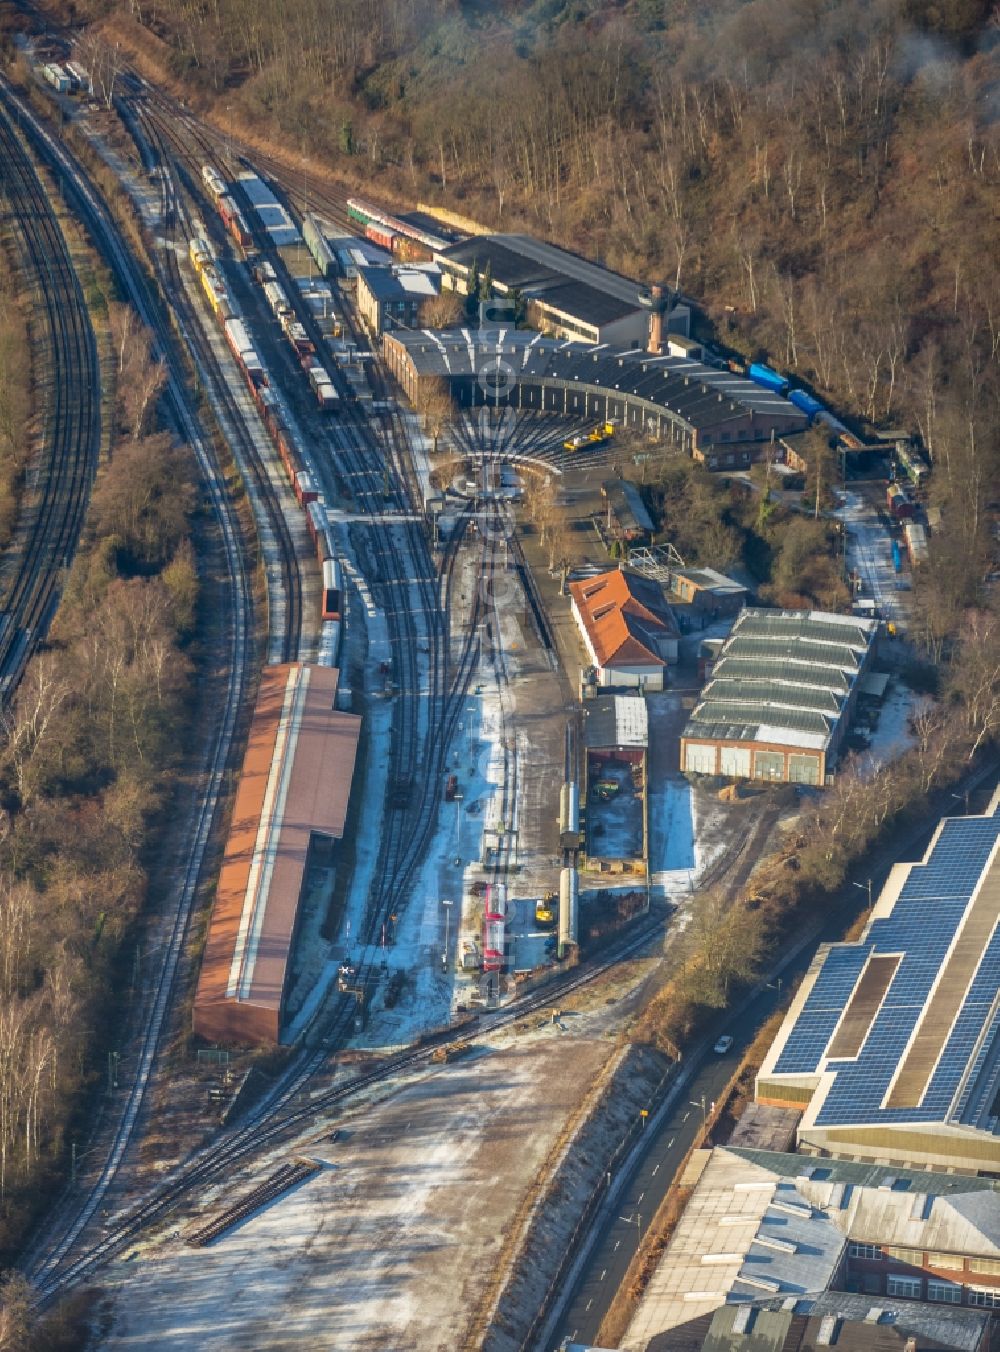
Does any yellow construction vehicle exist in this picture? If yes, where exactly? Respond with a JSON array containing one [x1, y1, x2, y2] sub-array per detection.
[[535, 892, 557, 926], [563, 422, 615, 453]]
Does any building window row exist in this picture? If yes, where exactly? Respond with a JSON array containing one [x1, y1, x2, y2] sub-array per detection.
[[967, 1289, 1000, 1308], [849, 1242, 883, 1260], [886, 1275, 921, 1298]]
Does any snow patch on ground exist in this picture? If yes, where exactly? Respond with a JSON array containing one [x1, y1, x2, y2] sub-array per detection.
[[858, 679, 928, 776]]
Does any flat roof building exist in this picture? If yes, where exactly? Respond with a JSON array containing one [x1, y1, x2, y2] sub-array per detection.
[[681, 609, 878, 786], [570, 569, 679, 691], [381, 330, 808, 455], [434, 234, 655, 346], [757, 795, 1000, 1173], [668, 567, 748, 615], [356, 265, 440, 335], [193, 664, 361, 1046]]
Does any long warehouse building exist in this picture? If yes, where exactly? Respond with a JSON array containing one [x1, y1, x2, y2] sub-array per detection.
[[194, 663, 361, 1046], [382, 329, 808, 453]]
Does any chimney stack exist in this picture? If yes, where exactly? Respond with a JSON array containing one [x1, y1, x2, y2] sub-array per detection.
[[648, 283, 664, 354]]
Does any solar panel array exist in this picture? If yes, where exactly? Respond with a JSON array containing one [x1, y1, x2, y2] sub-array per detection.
[[772, 813, 1000, 1131]]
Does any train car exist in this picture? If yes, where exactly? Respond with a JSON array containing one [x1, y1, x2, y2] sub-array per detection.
[[229, 206, 253, 250], [897, 445, 930, 488], [223, 316, 253, 362], [748, 362, 789, 395], [904, 521, 929, 567], [188, 237, 213, 272], [306, 500, 325, 548], [346, 198, 374, 229], [303, 213, 337, 281], [200, 267, 233, 320], [202, 164, 227, 201], [321, 558, 342, 621], [263, 281, 291, 318], [294, 471, 318, 507], [315, 380, 339, 412], [217, 193, 236, 228], [886, 484, 915, 520], [253, 260, 278, 286], [788, 389, 824, 420], [391, 233, 433, 264], [365, 221, 398, 252], [242, 351, 265, 388], [42, 64, 71, 93], [65, 61, 90, 94], [318, 620, 341, 669]]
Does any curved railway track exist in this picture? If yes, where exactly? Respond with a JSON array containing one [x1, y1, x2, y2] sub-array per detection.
[[0, 98, 100, 698], [0, 77, 257, 1294], [23, 74, 633, 1302]]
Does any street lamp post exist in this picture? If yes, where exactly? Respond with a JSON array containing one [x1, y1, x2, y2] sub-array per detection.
[[690, 1094, 708, 1130], [951, 790, 971, 815], [852, 878, 873, 910]]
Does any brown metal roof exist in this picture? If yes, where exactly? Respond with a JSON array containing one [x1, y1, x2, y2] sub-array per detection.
[[193, 664, 361, 1045]]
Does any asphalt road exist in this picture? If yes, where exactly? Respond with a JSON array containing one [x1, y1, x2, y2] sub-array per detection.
[[552, 772, 1000, 1350], [553, 979, 787, 1348]]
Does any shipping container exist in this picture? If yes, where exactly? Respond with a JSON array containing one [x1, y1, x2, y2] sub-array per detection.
[[748, 362, 789, 395], [65, 62, 90, 94], [891, 540, 903, 574]]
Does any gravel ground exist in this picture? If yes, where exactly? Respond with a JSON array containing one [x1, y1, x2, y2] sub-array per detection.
[[97, 1033, 615, 1351]]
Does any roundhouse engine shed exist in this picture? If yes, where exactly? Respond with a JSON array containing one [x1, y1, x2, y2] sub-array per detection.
[[193, 664, 361, 1046], [382, 330, 808, 454]]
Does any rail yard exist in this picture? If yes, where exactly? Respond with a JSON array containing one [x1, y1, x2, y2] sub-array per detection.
[[0, 8, 995, 1352]]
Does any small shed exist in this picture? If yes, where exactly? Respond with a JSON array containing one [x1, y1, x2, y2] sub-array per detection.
[[600, 479, 654, 542], [669, 566, 747, 616]]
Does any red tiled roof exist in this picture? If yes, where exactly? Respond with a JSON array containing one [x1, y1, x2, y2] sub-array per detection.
[[569, 569, 677, 669]]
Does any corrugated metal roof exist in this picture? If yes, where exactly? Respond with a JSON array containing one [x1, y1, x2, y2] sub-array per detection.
[[682, 608, 877, 755], [193, 665, 361, 1045]]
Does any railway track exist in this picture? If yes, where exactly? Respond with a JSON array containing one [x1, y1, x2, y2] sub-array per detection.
[[120, 93, 303, 663], [18, 70, 641, 1301], [0, 76, 257, 1294], [31, 897, 667, 1305], [0, 98, 100, 699]]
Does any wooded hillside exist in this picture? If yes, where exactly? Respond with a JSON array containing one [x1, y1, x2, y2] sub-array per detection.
[[74, 0, 998, 598]]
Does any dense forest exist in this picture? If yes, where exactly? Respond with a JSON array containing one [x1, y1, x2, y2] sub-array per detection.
[[71, 0, 998, 612]]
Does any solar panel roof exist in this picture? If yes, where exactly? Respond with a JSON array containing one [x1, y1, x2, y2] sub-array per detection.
[[770, 811, 1000, 1134]]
